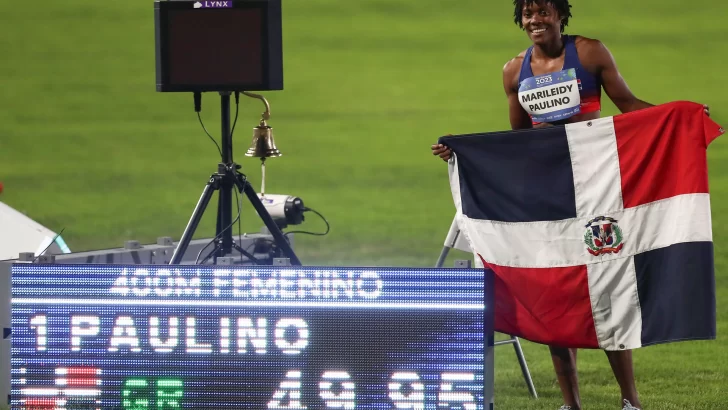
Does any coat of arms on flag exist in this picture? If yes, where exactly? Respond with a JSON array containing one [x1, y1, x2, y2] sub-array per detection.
[[584, 216, 624, 256], [440, 101, 724, 350]]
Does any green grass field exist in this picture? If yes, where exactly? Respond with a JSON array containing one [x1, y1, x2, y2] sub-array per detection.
[[2, 0, 728, 408]]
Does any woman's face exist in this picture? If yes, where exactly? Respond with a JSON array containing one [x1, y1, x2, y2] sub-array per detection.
[[521, 2, 562, 46]]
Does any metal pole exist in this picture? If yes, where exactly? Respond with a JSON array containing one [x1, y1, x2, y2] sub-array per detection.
[[435, 246, 450, 268], [512, 337, 538, 398], [218, 92, 234, 256]]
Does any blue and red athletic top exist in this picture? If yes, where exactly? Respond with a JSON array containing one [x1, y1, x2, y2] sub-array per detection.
[[518, 35, 602, 125]]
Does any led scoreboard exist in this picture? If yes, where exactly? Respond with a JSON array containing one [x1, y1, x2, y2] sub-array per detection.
[[2, 263, 491, 409]]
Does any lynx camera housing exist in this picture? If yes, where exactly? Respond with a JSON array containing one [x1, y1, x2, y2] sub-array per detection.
[[154, 0, 283, 92]]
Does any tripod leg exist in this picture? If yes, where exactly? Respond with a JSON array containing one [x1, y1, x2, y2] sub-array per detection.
[[512, 336, 538, 398], [232, 243, 264, 265], [435, 246, 451, 268], [170, 178, 217, 265], [234, 175, 302, 266]]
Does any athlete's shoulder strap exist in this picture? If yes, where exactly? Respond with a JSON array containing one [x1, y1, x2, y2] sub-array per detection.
[[518, 46, 535, 83], [563, 35, 581, 65]]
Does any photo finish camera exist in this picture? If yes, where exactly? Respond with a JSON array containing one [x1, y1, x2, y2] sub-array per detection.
[[154, 0, 283, 92]]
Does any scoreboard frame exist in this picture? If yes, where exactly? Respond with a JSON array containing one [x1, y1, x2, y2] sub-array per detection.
[[1, 261, 494, 409]]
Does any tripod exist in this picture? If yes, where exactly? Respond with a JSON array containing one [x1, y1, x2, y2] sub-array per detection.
[[169, 91, 301, 266], [436, 214, 538, 399]]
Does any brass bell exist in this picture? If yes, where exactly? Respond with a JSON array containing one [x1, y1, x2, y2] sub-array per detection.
[[245, 119, 282, 158]]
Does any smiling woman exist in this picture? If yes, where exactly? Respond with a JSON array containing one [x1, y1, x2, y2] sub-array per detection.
[[483, 2, 651, 408], [430, 1, 712, 410], [507, 0, 629, 130], [431, 0, 711, 156], [431, 0, 659, 162]]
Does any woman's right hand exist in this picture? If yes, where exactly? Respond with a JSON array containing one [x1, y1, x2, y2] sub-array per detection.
[[431, 143, 452, 162]]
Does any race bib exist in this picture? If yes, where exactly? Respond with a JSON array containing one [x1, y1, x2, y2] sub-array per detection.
[[518, 68, 581, 123]]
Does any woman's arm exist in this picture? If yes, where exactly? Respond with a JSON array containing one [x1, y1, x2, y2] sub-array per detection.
[[580, 38, 653, 114], [583, 38, 711, 116], [503, 57, 535, 130]]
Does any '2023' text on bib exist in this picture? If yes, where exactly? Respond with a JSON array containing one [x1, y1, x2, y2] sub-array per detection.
[[518, 68, 581, 123]]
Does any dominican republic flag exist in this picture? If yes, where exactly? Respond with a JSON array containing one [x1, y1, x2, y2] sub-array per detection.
[[440, 101, 724, 350]]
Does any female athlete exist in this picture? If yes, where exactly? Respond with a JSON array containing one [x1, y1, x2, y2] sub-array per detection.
[[431, 1, 711, 409]]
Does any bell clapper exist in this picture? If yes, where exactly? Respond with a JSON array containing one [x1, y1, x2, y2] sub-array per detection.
[[260, 158, 266, 197]]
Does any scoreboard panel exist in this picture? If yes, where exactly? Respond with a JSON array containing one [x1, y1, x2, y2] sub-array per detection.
[[3, 263, 491, 409]]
